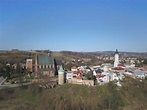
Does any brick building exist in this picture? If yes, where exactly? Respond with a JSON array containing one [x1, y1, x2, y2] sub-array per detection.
[[35, 52, 55, 77], [26, 59, 33, 72]]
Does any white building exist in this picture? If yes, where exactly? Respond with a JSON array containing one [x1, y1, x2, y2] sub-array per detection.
[[114, 49, 119, 67], [58, 65, 65, 85], [66, 71, 73, 80]]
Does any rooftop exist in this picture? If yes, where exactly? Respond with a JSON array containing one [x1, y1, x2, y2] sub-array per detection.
[[37, 54, 54, 65]]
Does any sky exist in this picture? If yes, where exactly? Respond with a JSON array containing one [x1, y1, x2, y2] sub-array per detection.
[[0, 0, 147, 52]]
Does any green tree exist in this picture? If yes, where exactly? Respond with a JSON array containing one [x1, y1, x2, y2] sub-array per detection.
[[85, 71, 93, 80], [64, 63, 74, 71], [1, 65, 11, 78], [143, 59, 147, 65]]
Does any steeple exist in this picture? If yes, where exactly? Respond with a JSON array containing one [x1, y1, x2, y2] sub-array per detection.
[[59, 65, 64, 73], [115, 49, 119, 54], [58, 65, 65, 85]]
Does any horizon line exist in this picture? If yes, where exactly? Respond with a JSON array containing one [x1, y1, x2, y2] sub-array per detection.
[[0, 49, 147, 53]]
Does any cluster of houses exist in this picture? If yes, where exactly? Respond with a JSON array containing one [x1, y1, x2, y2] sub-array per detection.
[[64, 49, 147, 86]]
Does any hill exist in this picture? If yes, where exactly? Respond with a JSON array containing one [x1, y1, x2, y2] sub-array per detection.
[[0, 77, 146, 110]]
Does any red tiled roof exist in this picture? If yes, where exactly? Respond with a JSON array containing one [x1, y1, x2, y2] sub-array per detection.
[[76, 75, 82, 79], [112, 67, 124, 70], [96, 74, 106, 78]]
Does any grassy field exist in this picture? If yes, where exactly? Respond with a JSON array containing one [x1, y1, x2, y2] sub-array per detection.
[[0, 77, 147, 110]]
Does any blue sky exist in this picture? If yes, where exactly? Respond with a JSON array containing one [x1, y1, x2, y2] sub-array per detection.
[[0, 0, 147, 52]]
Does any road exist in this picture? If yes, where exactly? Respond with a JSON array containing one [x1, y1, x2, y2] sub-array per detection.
[[0, 82, 31, 89], [0, 77, 58, 90]]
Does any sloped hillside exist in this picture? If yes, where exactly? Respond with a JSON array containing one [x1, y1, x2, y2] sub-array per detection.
[[0, 77, 146, 110]]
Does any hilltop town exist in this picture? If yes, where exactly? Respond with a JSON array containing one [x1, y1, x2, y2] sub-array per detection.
[[0, 49, 147, 88]]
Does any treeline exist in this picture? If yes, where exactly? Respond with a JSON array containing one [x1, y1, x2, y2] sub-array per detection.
[[61, 51, 96, 59], [0, 51, 35, 64]]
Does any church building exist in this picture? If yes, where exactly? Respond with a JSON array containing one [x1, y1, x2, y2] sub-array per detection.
[[35, 52, 55, 77]]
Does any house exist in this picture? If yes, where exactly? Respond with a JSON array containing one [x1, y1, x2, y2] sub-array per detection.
[[12, 63, 26, 69], [76, 75, 83, 83], [96, 74, 107, 85], [12, 64, 17, 69], [69, 75, 94, 86], [96, 70, 123, 85], [118, 73, 125, 80], [125, 64, 135, 68], [66, 71, 73, 80], [101, 63, 112, 72], [71, 66, 77, 72], [133, 70, 146, 79], [35, 52, 55, 77], [6, 63, 10, 66]]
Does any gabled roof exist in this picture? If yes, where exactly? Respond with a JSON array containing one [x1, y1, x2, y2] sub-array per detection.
[[96, 74, 106, 78], [112, 67, 124, 70], [38, 54, 54, 65]]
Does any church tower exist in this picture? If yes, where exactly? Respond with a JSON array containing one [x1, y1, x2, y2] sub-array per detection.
[[114, 49, 119, 67], [58, 65, 65, 85]]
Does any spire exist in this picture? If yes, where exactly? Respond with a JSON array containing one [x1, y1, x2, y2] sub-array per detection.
[[59, 65, 64, 72], [115, 49, 119, 54]]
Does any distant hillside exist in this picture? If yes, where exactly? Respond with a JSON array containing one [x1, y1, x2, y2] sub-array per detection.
[[0, 50, 147, 67], [0, 51, 35, 64]]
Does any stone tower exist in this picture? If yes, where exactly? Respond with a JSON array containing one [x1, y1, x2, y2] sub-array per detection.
[[58, 65, 65, 85], [114, 49, 119, 67], [26, 59, 33, 72]]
